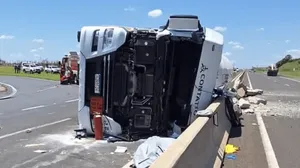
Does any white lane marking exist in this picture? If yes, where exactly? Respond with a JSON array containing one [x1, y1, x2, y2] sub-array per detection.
[[246, 72, 253, 89], [0, 118, 71, 140], [36, 86, 57, 92], [22, 105, 45, 111], [65, 99, 78, 103], [279, 76, 300, 83], [247, 72, 280, 168]]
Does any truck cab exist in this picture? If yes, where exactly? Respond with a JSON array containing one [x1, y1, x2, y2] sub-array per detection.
[[267, 64, 278, 76]]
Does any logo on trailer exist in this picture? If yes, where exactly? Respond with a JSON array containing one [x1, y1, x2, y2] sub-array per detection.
[[200, 63, 208, 73], [193, 63, 208, 116]]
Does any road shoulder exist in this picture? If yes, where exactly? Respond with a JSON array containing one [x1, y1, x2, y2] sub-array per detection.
[[222, 72, 268, 168]]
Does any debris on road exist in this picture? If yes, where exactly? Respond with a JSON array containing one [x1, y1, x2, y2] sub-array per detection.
[[225, 154, 237, 160], [246, 88, 263, 96], [236, 84, 247, 98], [247, 96, 267, 105], [25, 143, 45, 147], [242, 108, 254, 114], [132, 136, 176, 168], [232, 82, 268, 116], [238, 98, 250, 109], [115, 146, 128, 153], [26, 129, 32, 133], [225, 144, 240, 154], [34, 149, 47, 153]]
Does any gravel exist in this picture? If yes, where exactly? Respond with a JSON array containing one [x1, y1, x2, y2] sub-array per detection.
[[244, 90, 300, 118]]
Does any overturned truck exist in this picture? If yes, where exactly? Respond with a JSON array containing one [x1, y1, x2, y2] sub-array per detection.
[[76, 15, 224, 140]]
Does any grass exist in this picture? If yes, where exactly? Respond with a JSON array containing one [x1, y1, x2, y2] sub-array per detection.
[[0, 66, 60, 81], [278, 59, 300, 79], [253, 59, 300, 79], [254, 68, 267, 73]]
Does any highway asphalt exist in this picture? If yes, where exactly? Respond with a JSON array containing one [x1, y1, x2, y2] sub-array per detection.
[[223, 72, 300, 168], [0, 76, 141, 168]]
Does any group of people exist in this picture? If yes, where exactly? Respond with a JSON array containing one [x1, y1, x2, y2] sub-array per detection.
[[14, 63, 22, 73]]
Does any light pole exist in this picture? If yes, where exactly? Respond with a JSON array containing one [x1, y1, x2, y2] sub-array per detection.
[[0, 40, 3, 62]]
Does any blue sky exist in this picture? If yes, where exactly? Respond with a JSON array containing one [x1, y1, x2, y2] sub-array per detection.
[[0, 0, 299, 68]]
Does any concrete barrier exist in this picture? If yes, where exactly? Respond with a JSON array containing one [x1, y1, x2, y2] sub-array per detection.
[[123, 71, 245, 168]]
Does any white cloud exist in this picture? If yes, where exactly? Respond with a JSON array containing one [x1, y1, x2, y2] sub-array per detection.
[[124, 6, 135, 12], [32, 38, 44, 43], [148, 9, 162, 18], [213, 26, 227, 32], [256, 28, 264, 31], [222, 52, 232, 57], [228, 41, 239, 45], [0, 35, 14, 40], [228, 41, 244, 50], [30, 47, 44, 52], [285, 40, 290, 44], [30, 49, 38, 52], [285, 49, 300, 58], [232, 45, 244, 50]]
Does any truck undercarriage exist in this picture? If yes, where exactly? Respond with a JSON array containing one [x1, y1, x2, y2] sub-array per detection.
[[83, 30, 204, 140]]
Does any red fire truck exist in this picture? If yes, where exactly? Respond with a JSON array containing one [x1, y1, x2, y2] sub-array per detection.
[[59, 51, 79, 85]]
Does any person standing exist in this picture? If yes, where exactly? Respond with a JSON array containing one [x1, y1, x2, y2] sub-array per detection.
[[14, 64, 17, 73]]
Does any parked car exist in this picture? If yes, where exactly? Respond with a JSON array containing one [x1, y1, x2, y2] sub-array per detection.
[[22, 64, 41, 74], [45, 65, 60, 73], [35, 63, 44, 72]]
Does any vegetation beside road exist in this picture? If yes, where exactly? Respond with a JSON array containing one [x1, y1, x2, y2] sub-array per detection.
[[0, 66, 60, 81], [278, 59, 300, 79], [253, 58, 300, 79], [254, 67, 267, 73]]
